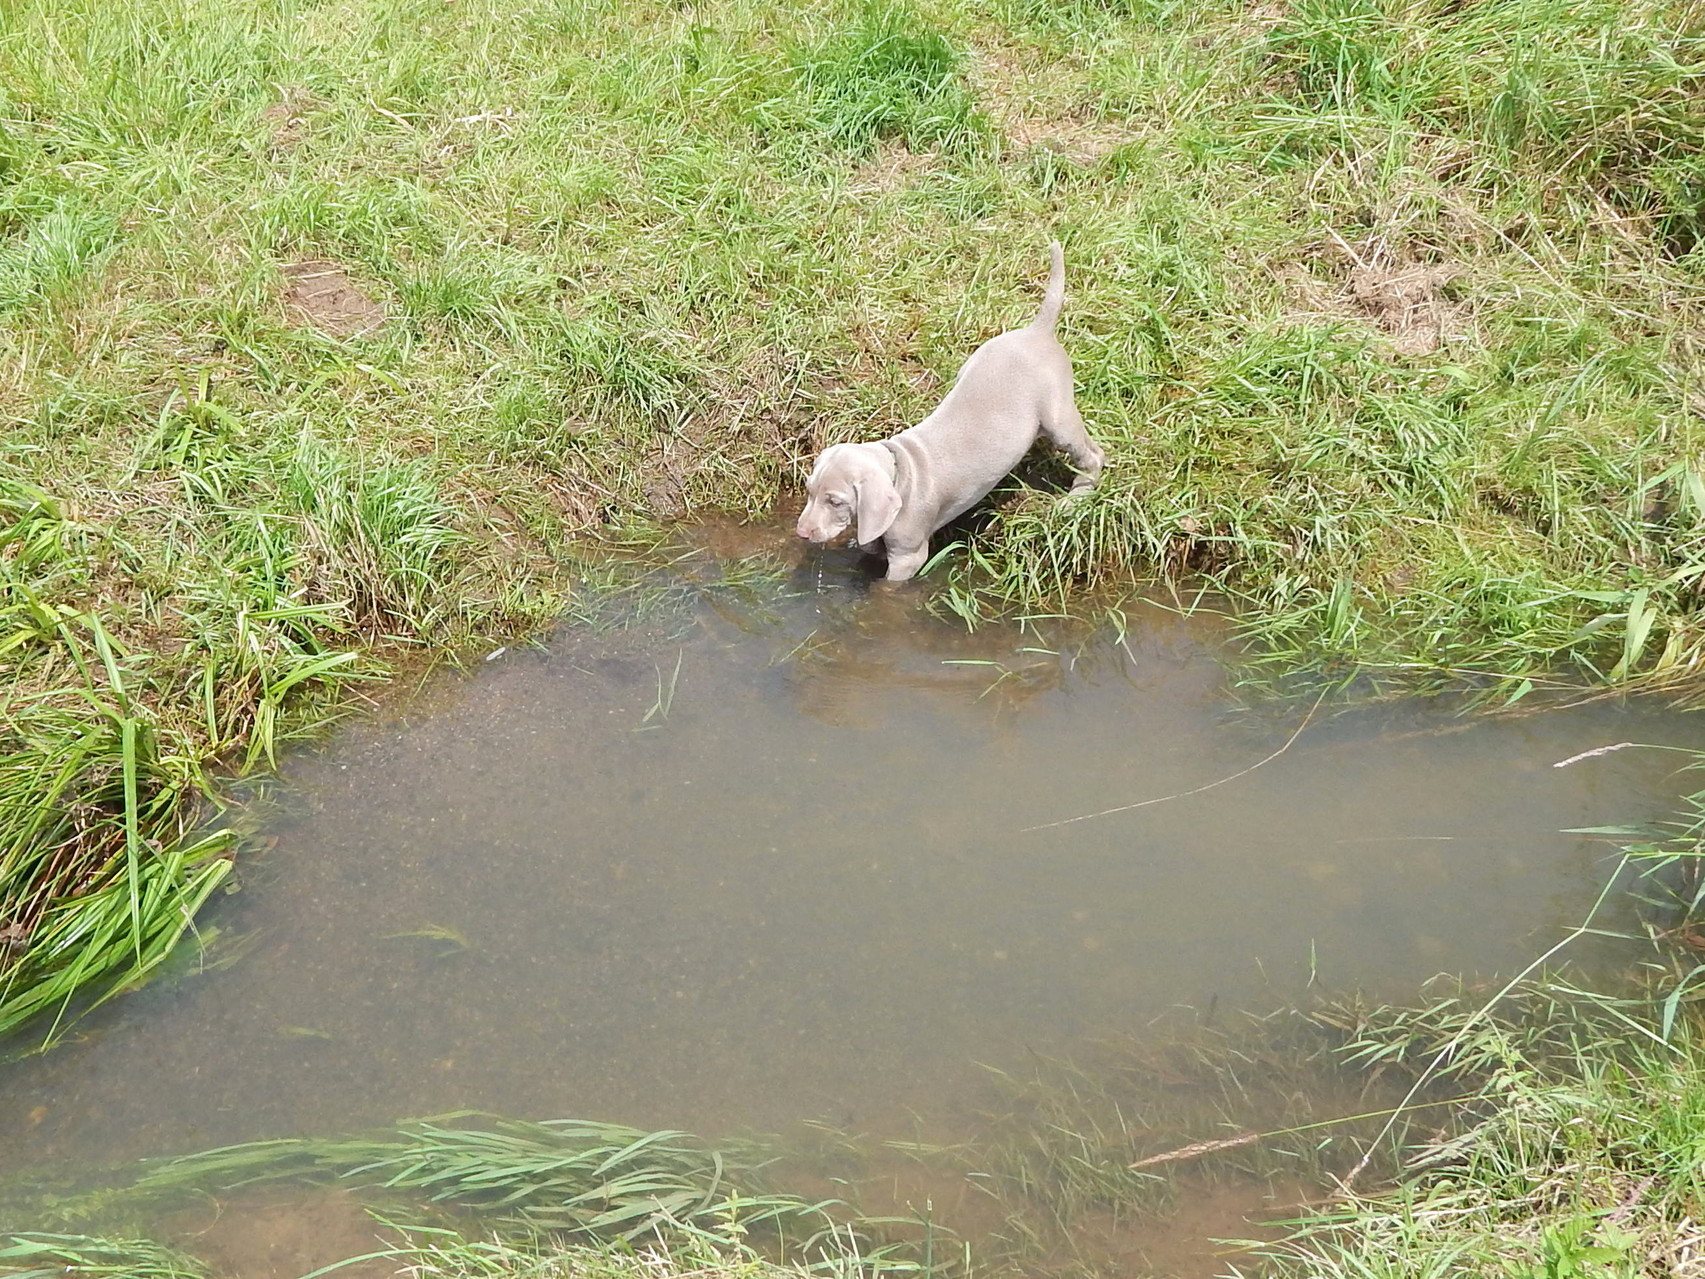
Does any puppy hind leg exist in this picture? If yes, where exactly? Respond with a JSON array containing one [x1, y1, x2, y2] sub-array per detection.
[[1039, 398, 1105, 497]]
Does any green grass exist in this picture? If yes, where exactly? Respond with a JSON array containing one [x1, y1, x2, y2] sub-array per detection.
[[0, 1115, 924, 1279], [76, 1116, 847, 1246], [1255, 980, 1705, 1279], [0, 1232, 207, 1278], [0, 1222, 899, 1279], [1, 0, 1703, 1090]]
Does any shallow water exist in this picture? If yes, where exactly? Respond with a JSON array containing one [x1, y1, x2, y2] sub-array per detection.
[[3, 532, 1700, 1170]]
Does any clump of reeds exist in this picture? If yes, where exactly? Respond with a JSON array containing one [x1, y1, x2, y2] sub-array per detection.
[[0, 1231, 207, 1278], [1258, 980, 1705, 1278], [102, 1115, 839, 1247], [3, 1115, 927, 1279]]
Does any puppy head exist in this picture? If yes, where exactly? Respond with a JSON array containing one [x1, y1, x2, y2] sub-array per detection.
[[795, 444, 902, 547]]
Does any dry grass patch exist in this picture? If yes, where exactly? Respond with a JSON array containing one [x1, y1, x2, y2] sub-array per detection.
[[260, 86, 318, 153], [281, 261, 386, 338], [1323, 229, 1463, 357], [968, 42, 1136, 162]]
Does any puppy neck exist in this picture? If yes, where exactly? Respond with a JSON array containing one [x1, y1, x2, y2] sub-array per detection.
[[880, 436, 925, 505], [873, 439, 901, 484]]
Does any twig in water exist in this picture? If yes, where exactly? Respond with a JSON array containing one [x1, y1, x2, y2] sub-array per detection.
[[1022, 687, 1329, 833], [1553, 741, 1635, 768], [1128, 1094, 1475, 1172], [1130, 1131, 1261, 1168]]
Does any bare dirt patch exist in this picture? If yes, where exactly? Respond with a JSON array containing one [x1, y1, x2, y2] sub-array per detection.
[[1005, 111, 1138, 164], [641, 440, 693, 517], [970, 44, 1137, 165], [164, 1188, 398, 1279], [282, 261, 386, 338], [849, 139, 942, 194], [1286, 230, 1462, 356], [261, 87, 317, 152], [1342, 238, 1460, 357]]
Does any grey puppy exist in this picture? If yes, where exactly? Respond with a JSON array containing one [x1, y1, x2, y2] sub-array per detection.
[[794, 242, 1104, 581]]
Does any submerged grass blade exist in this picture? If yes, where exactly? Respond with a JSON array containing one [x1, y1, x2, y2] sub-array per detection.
[[77, 1115, 846, 1253], [0, 1232, 208, 1278], [119, 717, 142, 968]]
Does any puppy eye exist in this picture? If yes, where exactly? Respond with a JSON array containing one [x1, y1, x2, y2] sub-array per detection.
[[826, 495, 846, 508]]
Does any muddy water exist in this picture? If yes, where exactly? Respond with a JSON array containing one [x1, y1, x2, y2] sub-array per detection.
[[2, 533, 1699, 1169]]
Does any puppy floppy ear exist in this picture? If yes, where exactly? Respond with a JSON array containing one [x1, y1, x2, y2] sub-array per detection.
[[853, 473, 902, 546]]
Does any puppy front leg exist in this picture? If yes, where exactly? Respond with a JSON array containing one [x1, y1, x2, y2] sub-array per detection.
[[881, 538, 930, 583]]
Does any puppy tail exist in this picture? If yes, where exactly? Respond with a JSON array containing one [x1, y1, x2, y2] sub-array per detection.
[[1029, 240, 1065, 332]]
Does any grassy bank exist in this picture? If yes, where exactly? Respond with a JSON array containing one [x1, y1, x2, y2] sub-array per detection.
[[1254, 983, 1705, 1278], [2, 0, 1704, 1136]]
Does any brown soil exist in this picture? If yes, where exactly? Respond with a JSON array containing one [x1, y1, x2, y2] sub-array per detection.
[[850, 139, 943, 194], [1286, 231, 1461, 356], [970, 45, 1138, 165], [261, 88, 317, 152], [1006, 112, 1138, 164], [641, 424, 704, 517], [1066, 1176, 1311, 1279], [281, 261, 386, 338], [1343, 242, 1459, 357], [163, 1188, 400, 1279]]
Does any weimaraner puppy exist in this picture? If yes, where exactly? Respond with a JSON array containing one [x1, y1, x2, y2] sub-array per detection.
[[795, 242, 1104, 581]]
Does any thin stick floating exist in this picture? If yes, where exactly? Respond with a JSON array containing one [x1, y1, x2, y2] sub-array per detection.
[[1552, 741, 1636, 768], [1022, 688, 1328, 833], [1128, 1094, 1472, 1173], [1130, 1131, 1261, 1169]]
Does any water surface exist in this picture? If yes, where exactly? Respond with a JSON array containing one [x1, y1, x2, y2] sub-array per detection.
[[2, 531, 1698, 1168]]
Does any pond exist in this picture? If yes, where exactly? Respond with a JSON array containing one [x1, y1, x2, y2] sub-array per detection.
[[2, 529, 1699, 1176]]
